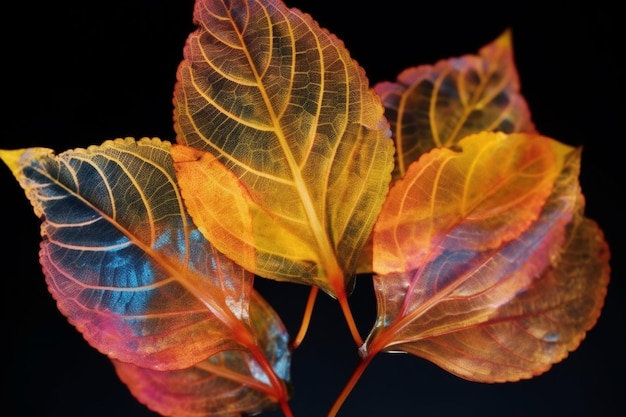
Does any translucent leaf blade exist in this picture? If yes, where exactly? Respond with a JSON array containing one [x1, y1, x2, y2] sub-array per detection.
[[366, 132, 609, 382], [114, 291, 291, 417], [2, 138, 254, 370], [373, 132, 570, 275], [357, 31, 535, 275], [393, 213, 610, 382], [375, 30, 535, 181], [172, 0, 394, 296]]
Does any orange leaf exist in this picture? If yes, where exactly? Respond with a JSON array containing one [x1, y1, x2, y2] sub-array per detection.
[[375, 30, 536, 181], [389, 212, 610, 382], [172, 0, 394, 297], [364, 132, 610, 382], [356, 31, 536, 275], [373, 132, 571, 275], [171, 144, 257, 274]]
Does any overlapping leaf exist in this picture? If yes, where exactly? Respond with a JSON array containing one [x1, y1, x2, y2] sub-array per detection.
[[364, 132, 610, 382], [0, 138, 279, 372], [374, 30, 535, 181], [373, 132, 568, 275], [356, 31, 535, 275], [0, 0, 614, 415], [391, 211, 610, 382], [114, 292, 291, 417], [171, 0, 394, 297]]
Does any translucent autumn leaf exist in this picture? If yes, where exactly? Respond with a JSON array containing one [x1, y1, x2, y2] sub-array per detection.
[[171, 0, 394, 299], [375, 30, 535, 181], [114, 292, 291, 417], [392, 212, 610, 382], [364, 132, 610, 382], [0, 138, 291, 413], [374, 132, 568, 275], [357, 31, 535, 275]]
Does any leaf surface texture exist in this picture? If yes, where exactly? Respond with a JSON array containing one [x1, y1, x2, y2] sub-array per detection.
[[172, 0, 394, 296], [375, 31, 535, 181], [114, 292, 291, 417], [357, 31, 535, 274], [2, 138, 275, 372]]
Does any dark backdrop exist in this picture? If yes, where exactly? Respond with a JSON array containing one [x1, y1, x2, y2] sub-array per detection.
[[2, 1, 623, 416]]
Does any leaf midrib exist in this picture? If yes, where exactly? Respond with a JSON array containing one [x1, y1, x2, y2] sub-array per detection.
[[39, 151, 245, 333], [231, 6, 342, 283]]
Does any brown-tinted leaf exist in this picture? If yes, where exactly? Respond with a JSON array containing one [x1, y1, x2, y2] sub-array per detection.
[[391, 210, 610, 382], [172, 0, 394, 297], [375, 30, 535, 181]]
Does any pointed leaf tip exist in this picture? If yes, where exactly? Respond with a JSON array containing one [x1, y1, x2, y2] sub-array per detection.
[[1, 148, 56, 178], [493, 28, 513, 48], [374, 25, 533, 184], [0, 148, 29, 177]]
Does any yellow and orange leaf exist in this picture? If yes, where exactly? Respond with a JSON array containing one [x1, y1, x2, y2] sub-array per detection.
[[375, 30, 535, 181], [172, 0, 394, 298], [356, 31, 535, 275], [364, 132, 610, 382], [373, 132, 571, 275]]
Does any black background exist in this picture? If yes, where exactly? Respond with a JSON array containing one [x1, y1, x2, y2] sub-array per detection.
[[2, 1, 623, 416]]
